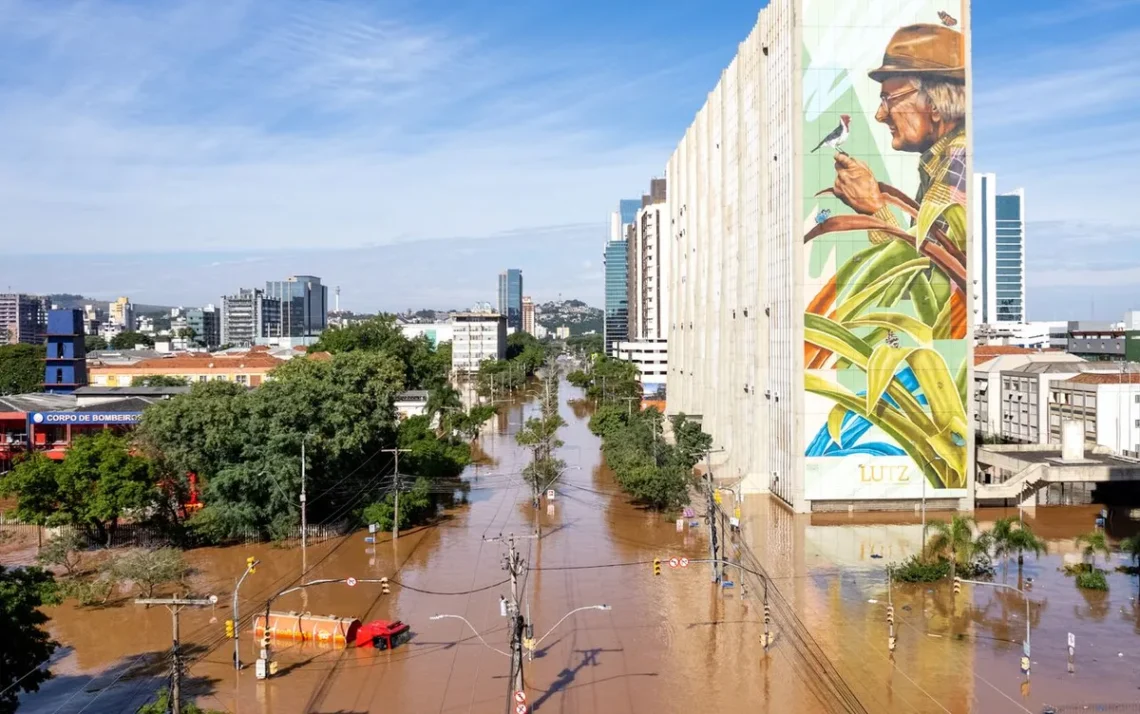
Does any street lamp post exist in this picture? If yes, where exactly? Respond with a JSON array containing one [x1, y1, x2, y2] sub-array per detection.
[[232, 557, 259, 670], [956, 578, 1031, 675]]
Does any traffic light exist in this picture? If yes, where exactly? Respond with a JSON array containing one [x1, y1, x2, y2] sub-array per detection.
[[225, 619, 235, 639], [261, 634, 272, 649], [886, 605, 894, 626], [247, 556, 256, 575], [953, 577, 961, 595], [652, 558, 661, 576], [888, 635, 897, 652], [1020, 656, 1030, 674], [763, 603, 771, 626], [380, 577, 390, 595]]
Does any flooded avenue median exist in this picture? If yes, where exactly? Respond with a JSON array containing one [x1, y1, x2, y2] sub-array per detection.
[[15, 381, 1140, 713]]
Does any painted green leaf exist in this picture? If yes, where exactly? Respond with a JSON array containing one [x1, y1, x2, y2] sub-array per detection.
[[942, 204, 967, 253], [932, 297, 954, 339], [827, 404, 848, 446], [955, 358, 968, 409], [910, 273, 939, 327], [835, 241, 892, 300], [835, 258, 930, 322], [805, 372, 946, 488], [928, 268, 951, 307], [915, 195, 956, 252], [846, 313, 932, 345], [865, 345, 919, 415], [842, 240, 918, 303], [904, 349, 968, 482], [804, 315, 936, 433]]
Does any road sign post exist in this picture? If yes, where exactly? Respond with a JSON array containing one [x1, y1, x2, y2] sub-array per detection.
[[346, 577, 358, 588], [669, 557, 679, 569], [679, 557, 689, 568]]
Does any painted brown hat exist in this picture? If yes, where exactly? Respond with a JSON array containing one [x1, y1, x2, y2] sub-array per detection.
[[868, 24, 965, 82]]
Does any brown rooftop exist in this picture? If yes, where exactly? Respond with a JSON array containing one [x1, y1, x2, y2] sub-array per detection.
[[1064, 372, 1140, 385]]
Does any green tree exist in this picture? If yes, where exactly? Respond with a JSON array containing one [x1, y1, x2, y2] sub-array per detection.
[[131, 375, 190, 387], [988, 517, 1047, 577], [84, 335, 108, 352], [426, 384, 463, 431], [110, 331, 155, 349], [671, 414, 712, 470], [110, 548, 188, 598], [0, 432, 157, 544], [36, 530, 87, 578], [1075, 529, 1111, 569], [925, 515, 990, 579], [136, 687, 225, 714], [566, 370, 591, 389], [453, 405, 497, 442], [0, 344, 45, 395], [0, 566, 60, 714]]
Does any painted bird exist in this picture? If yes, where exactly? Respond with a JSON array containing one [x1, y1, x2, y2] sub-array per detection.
[[815, 208, 831, 224], [811, 114, 850, 153], [938, 10, 958, 26]]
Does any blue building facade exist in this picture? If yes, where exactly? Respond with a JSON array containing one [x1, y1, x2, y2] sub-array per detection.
[[994, 191, 1025, 323], [603, 199, 639, 356], [43, 309, 87, 394], [498, 269, 523, 330], [265, 275, 328, 337]]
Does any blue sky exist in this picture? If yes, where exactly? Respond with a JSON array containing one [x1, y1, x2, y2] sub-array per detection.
[[2, 0, 1138, 318]]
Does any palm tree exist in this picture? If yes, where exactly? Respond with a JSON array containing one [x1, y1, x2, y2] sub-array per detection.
[[989, 516, 1047, 578], [926, 514, 988, 579], [426, 385, 463, 434], [1074, 529, 1111, 570], [1120, 535, 1140, 588]]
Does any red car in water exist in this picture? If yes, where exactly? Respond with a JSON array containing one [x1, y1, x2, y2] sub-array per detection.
[[355, 620, 411, 650]]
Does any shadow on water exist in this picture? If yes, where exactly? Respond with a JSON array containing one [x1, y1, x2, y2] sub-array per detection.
[[19, 645, 219, 714], [529, 647, 629, 711]]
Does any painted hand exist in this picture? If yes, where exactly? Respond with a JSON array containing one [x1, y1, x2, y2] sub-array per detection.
[[832, 153, 885, 215]]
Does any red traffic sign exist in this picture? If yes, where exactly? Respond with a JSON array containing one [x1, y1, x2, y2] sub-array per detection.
[[514, 691, 526, 703], [515, 704, 528, 714], [679, 557, 689, 568], [346, 577, 357, 587], [668, 557, 679, 569]]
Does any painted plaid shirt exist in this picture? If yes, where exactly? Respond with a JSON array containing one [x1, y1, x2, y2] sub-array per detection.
[[870, 124, 967, 243]]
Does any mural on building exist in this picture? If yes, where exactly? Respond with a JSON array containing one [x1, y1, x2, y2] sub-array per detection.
[[802, 1, 969, 498]]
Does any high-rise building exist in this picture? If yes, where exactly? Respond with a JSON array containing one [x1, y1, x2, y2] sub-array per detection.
[[497, 269, 524, 331], [43, 310, 87, 394], [452, 311, 507, 373], [110, 297, 134, 330], [666, 1, 972, 513], [0, 293, 45, 345], [186, 305, 221, 348], [604, 199, 640, 356], [628, 179, 670, 342], [265, 276, 328, 338], [521, 296, 536, 336], [973, 173, 1025, 324], [221, 289, 282, 346]]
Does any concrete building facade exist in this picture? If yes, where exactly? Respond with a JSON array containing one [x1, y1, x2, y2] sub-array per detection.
[[221, 289, 282, 346], [451, 312, 507, 373], [666, 0, 973, 512], [265, 275, 327, 338], [0, 293, 45, 345], [109, 297, 134, 330], [521, 296, 536, 336]]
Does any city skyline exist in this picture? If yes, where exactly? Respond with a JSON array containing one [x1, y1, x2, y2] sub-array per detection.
[[0, 1, 1135, 319]]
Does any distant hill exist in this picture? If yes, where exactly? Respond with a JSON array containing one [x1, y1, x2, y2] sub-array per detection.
[[47, 294, 176, 315], [536, 299, 602, 336]]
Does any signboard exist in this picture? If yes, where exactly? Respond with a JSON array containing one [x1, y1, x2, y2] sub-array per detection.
[[547, 490, 556, 500], [346, 577, 357, 588], [668, 557, 679, 569], [679, 557, 689, 568], [514, 691, 526, 703], [676, 518, 684, 532], [1067, 632, 1075, 649], [804, 455, 968, 502], [30, 411, 142, 426], [515, 705, 527, 714]]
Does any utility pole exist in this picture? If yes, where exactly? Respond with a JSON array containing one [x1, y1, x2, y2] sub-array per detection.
[[705, 450, 718, 584], [620, 396, 638, 417], [231, 557, 258, 670], [382, 448, 412, 542], [300, 436, 308, 578], [485, 532, 536, 711], [134, 595, 217, 714]]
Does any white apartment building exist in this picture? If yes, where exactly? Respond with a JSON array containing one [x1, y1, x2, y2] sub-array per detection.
[[1050, 372, 1140, 456], [399, 322, 454, 348], [972, 174, 1026, 324], [616, 340, 669, 398], [666, 1, 973, 512], [451, 312, 506, 373], [973, 350, 1082, 439], [975, 321, 1066, 350]]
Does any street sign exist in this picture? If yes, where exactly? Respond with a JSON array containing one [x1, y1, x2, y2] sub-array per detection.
[[369, 523, 378, 534], [547, 489, 556, 500], [679, 557, 689, 568], [1023, 640, 1031, 657], [515, 705, 528, 714], [676, 518, 684, 532], [1067, 632, 1075, 649], [346, 577, 358, 588], [364, 536, 376, 544], [729, 517, 740, 528], [669, 557, 679, 569], [683, 507, 695, 518], [514, 691, 527, 703]]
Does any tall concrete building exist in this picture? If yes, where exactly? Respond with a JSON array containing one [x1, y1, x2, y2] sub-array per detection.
[[0, 293, 45, 345], [265, 275, 327, 338], [973, 173, 1025, 324], [497, 269, 524, 331], [221, 289, 282, 346], [186, 305, 221, 348], [452, 311, 507, 373], [604, 199, 640, 355], [109, 297, 134, 330], [621, 179, 671, 396], [666, 1, 973, 513], [521, 296, 536, 336]]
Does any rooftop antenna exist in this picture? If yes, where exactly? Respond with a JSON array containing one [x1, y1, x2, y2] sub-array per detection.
[[335, 286, 341, 313]]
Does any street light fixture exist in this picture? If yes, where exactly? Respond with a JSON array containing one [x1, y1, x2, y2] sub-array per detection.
[[428, 613, 511, 657], [956, 578, 1032, 675]]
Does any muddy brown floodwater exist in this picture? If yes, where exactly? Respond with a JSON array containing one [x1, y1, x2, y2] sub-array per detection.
[[14, 380, 1140, 713]]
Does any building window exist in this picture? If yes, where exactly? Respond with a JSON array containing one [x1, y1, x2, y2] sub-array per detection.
[[236, 375, 248, 385]]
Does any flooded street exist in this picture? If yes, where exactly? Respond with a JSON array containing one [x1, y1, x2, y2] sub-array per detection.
[[13, 381, 1140, 712]]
